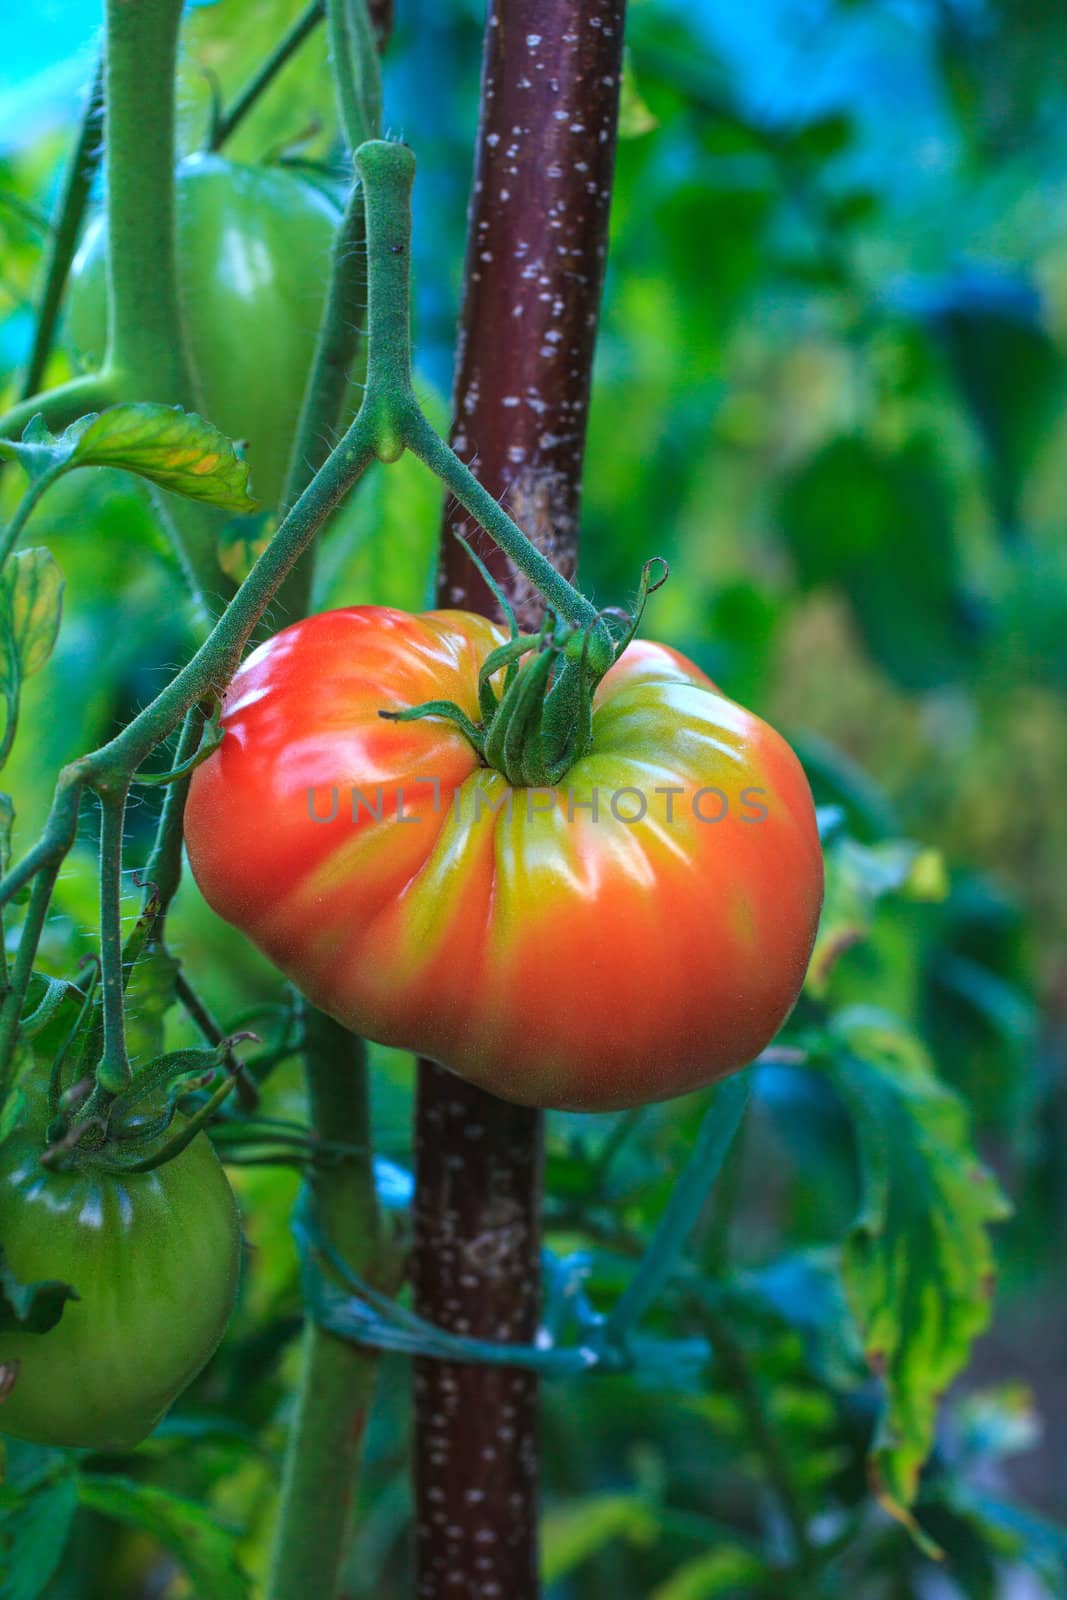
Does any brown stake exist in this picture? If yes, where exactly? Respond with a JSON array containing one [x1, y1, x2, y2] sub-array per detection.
[[412, 2, 627, 1597]]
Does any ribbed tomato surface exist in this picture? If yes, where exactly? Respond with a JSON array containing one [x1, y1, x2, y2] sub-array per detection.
[[185, 607, 823, 1110]]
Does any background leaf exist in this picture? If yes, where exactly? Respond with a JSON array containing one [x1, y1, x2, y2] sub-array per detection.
[[823, 1010, 1011, 1533], [76, 1477, 253, 1600]]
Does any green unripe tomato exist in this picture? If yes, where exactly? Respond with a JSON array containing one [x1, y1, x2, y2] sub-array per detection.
[[0, 1105, 241, 1450], [68, 155, 343, 508]]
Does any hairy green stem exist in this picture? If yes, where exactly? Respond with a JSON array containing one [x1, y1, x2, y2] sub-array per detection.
[[103, 0, 229, 608], [266, 1015, 381, 1600], [0, 466, 67, 570], [273, 181, 369, 626], [0, 372, 120, 445], [404, 409, 606, 640], [103, 0, 192, 400], [94, 786, 132, 1097], [258, 0, 381, 630], [327, 0, 382, 152], [18, 61, 105, 401], [141, 707, 206, 927], [0, 861, 63, 1101], [209, 0, 325, 151]]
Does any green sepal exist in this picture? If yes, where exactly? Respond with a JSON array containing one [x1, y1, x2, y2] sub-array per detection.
[[0, 1244, 78, 1337]]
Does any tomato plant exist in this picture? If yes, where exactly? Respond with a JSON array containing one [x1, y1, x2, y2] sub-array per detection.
[[0, 0, 1032, 1595], [184, 606, 823, 1111], [67, 155, 344, 508], [0, 1093, 240, 1450]]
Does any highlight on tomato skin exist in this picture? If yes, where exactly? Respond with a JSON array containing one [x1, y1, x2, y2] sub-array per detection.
[[185, 605, 824, 1112]]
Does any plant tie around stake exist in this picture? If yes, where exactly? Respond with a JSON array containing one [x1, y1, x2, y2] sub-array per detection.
[[293, 1075, 749, 1381]]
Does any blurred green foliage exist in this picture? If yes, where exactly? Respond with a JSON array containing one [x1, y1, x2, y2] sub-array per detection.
[[2, 1, 1067, 1597]]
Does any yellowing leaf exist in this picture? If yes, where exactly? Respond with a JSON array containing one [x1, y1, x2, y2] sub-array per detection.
[[823, 1008, 1011, 1541], [218, 514, 276, 584], [0, 547, 64, 685], [70, 404, 257, 512]]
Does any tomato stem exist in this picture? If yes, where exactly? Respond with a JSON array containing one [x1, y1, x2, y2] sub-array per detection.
[[273, 4, 382, 628], [266, 1014, 383, 1600], [103, 0, 192, 408], [92, 785, 133, 1101], [207, 0, 326, 153], [16, 58, 105, 403]]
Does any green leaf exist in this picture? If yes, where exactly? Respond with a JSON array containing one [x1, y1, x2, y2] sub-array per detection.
[[542, 1494, 658, 1585], [821, 1009, 1011, 1540], [619, 50, 659, 139], [0, 1472, 77, 1600], [0, 549, 64, 688], [789, 111, 852, 163], [67, 405, 257, 512], [779, 434, 974, 690], [218, 512, 275, 585], [0, 407, 254, 513], [0, 1246, 78, 1338], [923, 283, 1063, 531], [650, 1547, 763, 1600], [807, 836, 947, 995], [76, 1476, 252, 1600], [0, 415, 82, 486]]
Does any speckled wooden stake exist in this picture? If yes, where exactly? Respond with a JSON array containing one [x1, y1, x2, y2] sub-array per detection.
[[413, 2, 627, 1597]]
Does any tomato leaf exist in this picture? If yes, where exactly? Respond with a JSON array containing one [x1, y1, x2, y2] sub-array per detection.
[[649, 1546, 764, 1600], [0, 551, 64, 684], [0, 414, 85, 487], [807, 836, 947, 996], [0, 1471, 77, 1600], [542, 1494, 658, 1585], [76, 1476, 252, 1600], [218, 512, 275, 585], [0, 406, 256, 513], [67, 405, 257, 512], [0, 1246, 78, 1338], [619, 50, 659, 139], [820, 1009, 1011, 1544]]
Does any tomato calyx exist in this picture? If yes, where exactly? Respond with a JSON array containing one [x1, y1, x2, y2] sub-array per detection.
[[381, 555, 669, 786], [38, 1034, 253, 1177]]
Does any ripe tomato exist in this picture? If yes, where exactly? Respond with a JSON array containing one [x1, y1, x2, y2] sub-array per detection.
[[0, 1099, 240, 1450], [185, 607, 823, 1112], [67, 155, 343, 508]]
